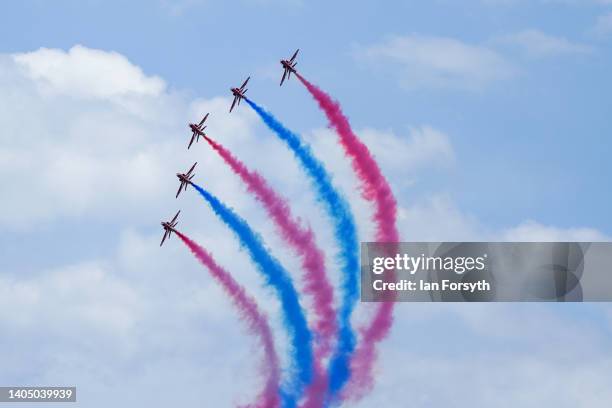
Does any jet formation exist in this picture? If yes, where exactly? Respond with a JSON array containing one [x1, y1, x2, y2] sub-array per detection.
[[162, 49, 301, 244]]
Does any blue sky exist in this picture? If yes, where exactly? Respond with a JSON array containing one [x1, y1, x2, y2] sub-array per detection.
[[1, 1, 612, 407]]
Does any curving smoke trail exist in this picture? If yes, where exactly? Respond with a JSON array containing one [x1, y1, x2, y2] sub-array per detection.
[[295, 73, 399, 243], [175, 230, 281, 408], [296, 73, 399, 401], [190, 183, 313, 407], [202, 135, 335, 408], [245, 98, 359, 403]]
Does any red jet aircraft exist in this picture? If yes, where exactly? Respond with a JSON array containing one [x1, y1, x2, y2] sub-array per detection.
[[188, 113, 209, 149], [280, 49, 299, 86], [230, 77, 250, 112], [176, 162, 197, 198], [160, 210, 180, 246]]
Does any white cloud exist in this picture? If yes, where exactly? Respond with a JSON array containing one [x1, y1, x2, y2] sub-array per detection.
[[497, 29, 594, 57], [0, 247, 267, 407], [13, 45, 166, 99], [346, 300, 612, 407], [398, 195, 485, 241], [355, 35, 516, 90], [0, 261, 142, 338], [351, 350, 612, 407], [359, 126, 455, 172], [0, 47, 260, 229]]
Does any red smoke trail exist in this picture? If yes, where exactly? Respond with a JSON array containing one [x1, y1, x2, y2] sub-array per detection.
[[296, 73, 399, 400], [296, 74, 399, 243], [203, 135, 334, 408], [175, 231, 280, 408]]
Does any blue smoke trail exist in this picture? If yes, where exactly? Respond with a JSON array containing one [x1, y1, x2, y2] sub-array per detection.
[[191, 183, 312, 408], [245, 98, 359, 400]]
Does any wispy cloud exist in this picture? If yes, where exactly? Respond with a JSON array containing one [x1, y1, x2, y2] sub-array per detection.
[[590, 12, 612, 37], [502, 220, 611, 241], [354, 35, 516, 90], [159, 0, 210, 16], [496, 29, 594, 57]]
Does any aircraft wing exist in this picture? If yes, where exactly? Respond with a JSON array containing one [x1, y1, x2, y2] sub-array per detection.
[[160, 230, 169, 246], [240, 77, 250, 90], [280, 69, 288, 86], [290, 49, 299, 62], [188, 134, 196, 149], [230, 96, 238, 112], [172, 210, 180, 223], [199, 113, 209, 126], [176, 183, 183, 198], [187, 162, 197, 175]]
